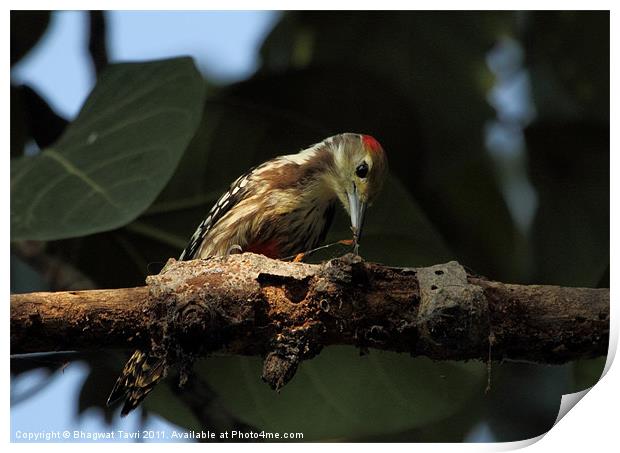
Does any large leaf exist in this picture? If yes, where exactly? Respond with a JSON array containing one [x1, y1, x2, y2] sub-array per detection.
[[143, 382, 203, 433], [526, 122, 609, 286], [11, 57, 206, 241], [570, 357, 606, 393], [198, 347, 486, 440], [521, 11, 609, 123], [484, 362, 572, 441], [523, 12, 609, 286]]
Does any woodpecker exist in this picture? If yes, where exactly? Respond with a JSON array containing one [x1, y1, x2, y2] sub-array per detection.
[[107, 132, 388, 415]]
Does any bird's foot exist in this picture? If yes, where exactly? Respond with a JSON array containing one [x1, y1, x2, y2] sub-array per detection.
[[338, 238, 359, 255], [226, 244, 243, 257]]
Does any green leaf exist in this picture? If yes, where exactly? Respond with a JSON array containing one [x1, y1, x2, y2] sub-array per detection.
[[485, 362, 572, 441], [11, 58, 206, 241], [525, 122, 609, 287], [523, 13, 609, 287], [198, 347, 485, 440], [521, 11, 609, 123], [571, 357, 606, 392], [144, 382, 203, 433]]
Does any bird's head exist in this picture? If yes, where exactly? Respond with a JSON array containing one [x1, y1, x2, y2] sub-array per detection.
[[324, 133, 388, 248]]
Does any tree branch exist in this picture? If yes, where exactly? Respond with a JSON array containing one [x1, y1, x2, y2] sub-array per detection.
[[88, 11, 108, 76], [11, 254, 609, 390]]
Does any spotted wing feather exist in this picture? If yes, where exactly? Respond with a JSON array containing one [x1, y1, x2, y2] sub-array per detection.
[[179, 170, 254, 260], [106, 350, 166, 416]]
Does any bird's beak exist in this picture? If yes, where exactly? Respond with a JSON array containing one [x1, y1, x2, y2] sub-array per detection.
[[347, 187, 366, 254]]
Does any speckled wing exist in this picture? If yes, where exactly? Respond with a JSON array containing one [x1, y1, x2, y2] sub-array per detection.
[[179, 169, 255, 261], [106, 350, 166, 416]]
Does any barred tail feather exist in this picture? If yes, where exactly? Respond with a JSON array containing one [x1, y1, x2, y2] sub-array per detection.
[[107, 350, 166, 416]]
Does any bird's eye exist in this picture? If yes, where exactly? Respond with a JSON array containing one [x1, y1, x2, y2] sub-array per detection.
[[356, 162, 369, 179]]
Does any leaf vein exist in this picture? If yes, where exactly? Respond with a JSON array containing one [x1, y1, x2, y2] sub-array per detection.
[[43, 149, 120, 208]]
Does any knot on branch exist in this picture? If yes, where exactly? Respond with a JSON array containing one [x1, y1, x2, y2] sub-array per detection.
[[258, 253, 371, 389], [416, 261, 489, 358], [318, 253, 366, 285], [261, 323, 325, 390]]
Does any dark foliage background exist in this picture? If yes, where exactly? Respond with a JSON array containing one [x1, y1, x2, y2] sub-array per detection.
[[10, 10, 609, 442]]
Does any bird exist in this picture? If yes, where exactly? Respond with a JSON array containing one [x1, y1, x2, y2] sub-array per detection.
[[106, 132, 388, 416]]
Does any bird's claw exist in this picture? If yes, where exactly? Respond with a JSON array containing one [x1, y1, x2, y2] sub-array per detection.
[[339, 236, 360, 255], [226, 244, 243, 257]]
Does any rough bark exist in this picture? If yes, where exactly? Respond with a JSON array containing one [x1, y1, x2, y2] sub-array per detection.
[[10, 253, 609, 390], [11, 286, 149, 354]]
